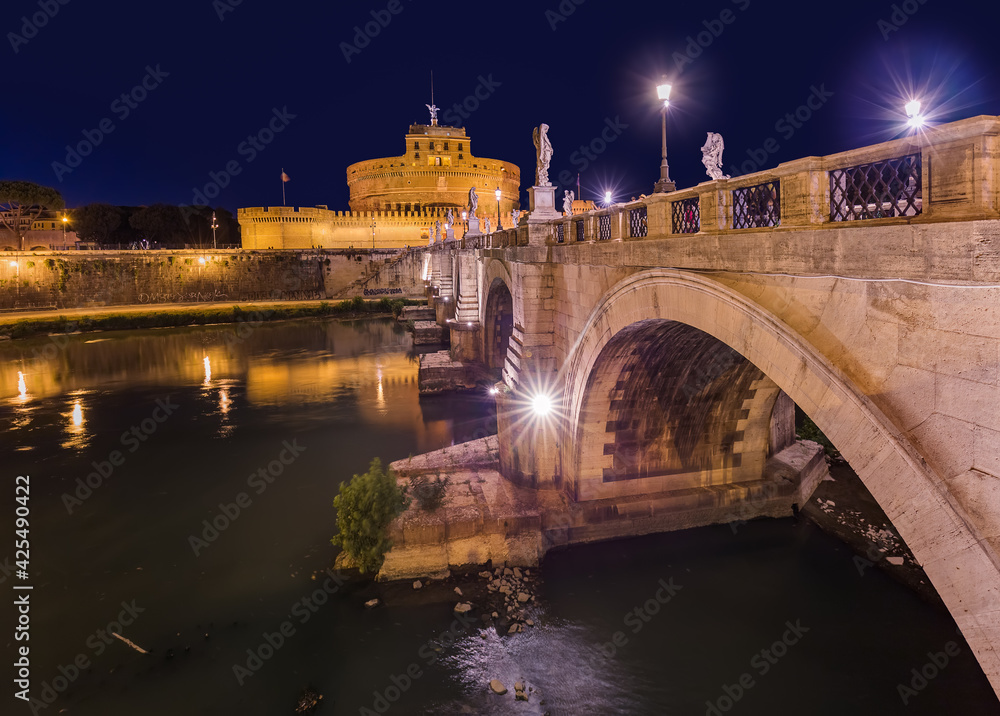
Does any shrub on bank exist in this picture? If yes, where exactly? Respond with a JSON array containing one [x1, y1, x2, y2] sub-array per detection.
[[331, 458, 409, 575]]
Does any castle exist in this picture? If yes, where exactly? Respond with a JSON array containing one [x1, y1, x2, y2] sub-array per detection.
[[238, 117, 521, 249]]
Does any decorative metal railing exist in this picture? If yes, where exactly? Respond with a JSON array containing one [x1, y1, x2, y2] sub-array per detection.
[[671, 197, 700, 234], [733, 181, 780, 229], [575, 220, 585, 242], [830, 152, 922, 222], [629, 206, 648, 238], [599, 214, 612, 241], [556, 223, 565, 243]]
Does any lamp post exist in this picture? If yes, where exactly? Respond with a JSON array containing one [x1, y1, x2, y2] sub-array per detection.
[[604, 190, 613, 207], [461, 210, 468, 239], [654, 76, 676, 193], [905, 99, 925, 130], [495, 187, 502, 230], [211, 211, 219, 249], [61, 214, 68, 248]]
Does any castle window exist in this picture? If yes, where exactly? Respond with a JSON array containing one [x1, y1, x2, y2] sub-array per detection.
[[414, 141, 419, 150], [435, 157, 442, 166], [444, 142, 449, 150], [415, 152, 420, 159], [429, 141, 435, 150], [459, 154, 464, 160], [459, 143, 464, 151]]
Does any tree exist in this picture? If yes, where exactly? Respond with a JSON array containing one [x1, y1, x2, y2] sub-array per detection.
[[129, 204, 184, 245], [331, 458, 408, 574], [0, 181, 65, 250], [73, 203, 122, 245]]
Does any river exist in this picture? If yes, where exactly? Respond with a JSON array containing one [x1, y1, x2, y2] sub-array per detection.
[[1, 317, 997, 715]]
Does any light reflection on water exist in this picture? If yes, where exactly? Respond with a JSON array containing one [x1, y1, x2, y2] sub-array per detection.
[[432, 621, 646, 716], [0, 318, 452, 450]]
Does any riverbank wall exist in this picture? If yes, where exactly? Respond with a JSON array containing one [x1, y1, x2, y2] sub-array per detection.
[[0, 248, 426, 310]]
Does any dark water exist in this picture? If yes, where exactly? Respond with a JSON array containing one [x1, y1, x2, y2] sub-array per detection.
[[1, 318, 998, 716]]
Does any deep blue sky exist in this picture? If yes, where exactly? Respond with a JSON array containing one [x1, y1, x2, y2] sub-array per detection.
[[4, 0, 996, 212]]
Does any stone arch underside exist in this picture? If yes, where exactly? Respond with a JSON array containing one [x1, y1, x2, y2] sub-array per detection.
[[561, 269, 1000, 693], [574, 318, 795, 502], [484, 278, 513, 372]]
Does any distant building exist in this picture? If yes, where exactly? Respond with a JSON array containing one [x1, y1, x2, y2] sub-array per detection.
[[0, 208, 78, 251], [238, 120, 520, 249]]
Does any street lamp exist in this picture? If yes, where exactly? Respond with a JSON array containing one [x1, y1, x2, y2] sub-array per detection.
[[461, 210, 468, 238], [211, 211, 219, 249], [604, 190, 613, 207], [654, 76, 676, 193], [62, 214, 68, 246], [495, 187, 502, 230], [905, 99, 925, 129]]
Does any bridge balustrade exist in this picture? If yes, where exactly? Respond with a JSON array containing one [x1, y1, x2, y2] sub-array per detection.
[[732, 180, 782, 229], [629, 205, 649, 238], [521, 116, 999, 246], [598, 213, 612, 240], [671, 197, 700, 234], [829, 152, 922, 222]]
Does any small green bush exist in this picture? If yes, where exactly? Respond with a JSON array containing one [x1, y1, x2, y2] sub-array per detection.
[[411, 474, 449, 511], [331, 458, 408, 574]]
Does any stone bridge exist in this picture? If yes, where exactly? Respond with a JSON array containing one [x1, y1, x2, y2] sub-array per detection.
[[413, 115, 1000, 693]]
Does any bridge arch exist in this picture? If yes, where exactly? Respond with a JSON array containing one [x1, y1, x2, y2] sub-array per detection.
[[562, 269, 1000, 682], [482, 260, 514, 373]]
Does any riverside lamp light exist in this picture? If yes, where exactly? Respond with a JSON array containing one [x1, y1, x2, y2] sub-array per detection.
[[211, 211, 219, 249], [495, 187, 502, 230], [461, 210, 468, 238], [905, 99, 925, 129], [654, 76, 676, 193], [604, 190, 613, 207]]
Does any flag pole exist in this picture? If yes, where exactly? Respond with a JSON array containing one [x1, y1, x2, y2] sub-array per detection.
[[282, 168, 286, 206]]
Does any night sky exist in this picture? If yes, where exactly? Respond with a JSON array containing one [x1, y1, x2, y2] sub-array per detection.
[[4, 0, 996, 213]]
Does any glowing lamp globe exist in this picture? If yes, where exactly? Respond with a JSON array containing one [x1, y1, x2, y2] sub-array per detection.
[[531, 393, 554, 417]]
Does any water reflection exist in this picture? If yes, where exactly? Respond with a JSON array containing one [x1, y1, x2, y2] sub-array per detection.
[[61, 394, 91, 450], [0, 319, 461, 453]]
